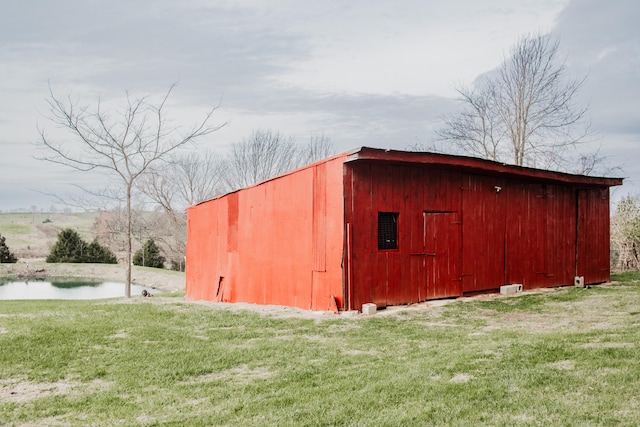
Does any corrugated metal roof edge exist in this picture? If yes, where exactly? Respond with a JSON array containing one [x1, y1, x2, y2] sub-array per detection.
[[346, 147, 624, 188]]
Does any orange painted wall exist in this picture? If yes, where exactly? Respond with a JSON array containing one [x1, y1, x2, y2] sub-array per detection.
[[186, 155, 346, 311]]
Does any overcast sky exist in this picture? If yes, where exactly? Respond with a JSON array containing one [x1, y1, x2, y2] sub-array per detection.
[[1, 0, 638, 211]]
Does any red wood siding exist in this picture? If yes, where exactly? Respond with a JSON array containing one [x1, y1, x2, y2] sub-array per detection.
[[345, 163, 462, 309], [577, 188, 611, 284], [545, 185, 578, 287], [188, 147, 619, 312], [186, 155, 346, 311], [504, 182, 546, 289], [345, 160, 617, 309], [461, 174, 507, 293]]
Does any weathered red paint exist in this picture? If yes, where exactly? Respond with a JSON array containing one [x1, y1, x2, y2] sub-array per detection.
[[186, 147, 622, 311], [186, 154, 346, 311]]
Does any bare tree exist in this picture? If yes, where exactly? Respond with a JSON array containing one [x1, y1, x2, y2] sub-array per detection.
[[438, 33, 596, 172], [141, 150, 227, 211], [297, 133, 336, 165], [37, 83, 223, 297], [438, 83, 505, 161], [137, 150, 227, 271], [223, 130, 299, 192], [223, 130, 337, 192], [611, 195, 640, 271]]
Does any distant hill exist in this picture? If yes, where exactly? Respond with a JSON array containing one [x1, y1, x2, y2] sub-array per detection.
[[0, 212, 100, 259]]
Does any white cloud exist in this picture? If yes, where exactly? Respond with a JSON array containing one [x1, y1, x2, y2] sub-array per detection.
[[270, 0, 570, 96]]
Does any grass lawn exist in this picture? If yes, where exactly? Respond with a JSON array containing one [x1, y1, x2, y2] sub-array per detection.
[[1, 273, 640, 426]]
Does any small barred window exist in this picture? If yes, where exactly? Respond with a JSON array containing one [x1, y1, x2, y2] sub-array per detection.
[[378, 212, 398, 250]]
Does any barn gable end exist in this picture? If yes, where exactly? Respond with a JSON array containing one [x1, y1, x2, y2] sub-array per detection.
[[186, 154, 346, 311]]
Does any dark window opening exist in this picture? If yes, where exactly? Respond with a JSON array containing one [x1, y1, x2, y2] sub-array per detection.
[[378, 212, 398, 250]]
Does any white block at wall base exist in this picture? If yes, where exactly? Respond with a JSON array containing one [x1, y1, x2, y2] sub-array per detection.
[[574, 276, 585, 288], [361, 303, 377, 315], [500, 284, 523, 295]]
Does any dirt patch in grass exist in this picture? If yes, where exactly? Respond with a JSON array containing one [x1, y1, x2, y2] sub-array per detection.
[[0, 378, 110, 403], [581, 342, 635, 349], [449, 373, 473, 383], [548, 360, 575, 371], [180, 365, 275, 385]]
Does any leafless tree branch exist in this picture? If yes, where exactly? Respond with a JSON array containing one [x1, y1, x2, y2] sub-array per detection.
[[36, 82, 225, 296], [437, 33, 600, 173]]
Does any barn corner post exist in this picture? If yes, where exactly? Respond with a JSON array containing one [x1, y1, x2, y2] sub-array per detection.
[[345, 222, 354, 311]]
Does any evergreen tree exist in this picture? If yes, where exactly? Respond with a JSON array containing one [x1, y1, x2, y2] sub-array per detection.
[[47, 229, 119, 264], [85, 239, 118, 264], [46, 229, 87, 263], [133, 239, 165, 268], [0, 234, 18, 263]]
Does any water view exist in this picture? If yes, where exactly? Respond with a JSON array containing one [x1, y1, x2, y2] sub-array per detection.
[[0, 278, 155, 300]]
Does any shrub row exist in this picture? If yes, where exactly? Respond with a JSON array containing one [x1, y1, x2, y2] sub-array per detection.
[[47, 228, 117, 264]]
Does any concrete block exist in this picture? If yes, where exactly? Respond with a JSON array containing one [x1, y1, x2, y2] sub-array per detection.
[[361, 303, 377, 315], [574, 276, 585, 288], [500, 284, 523, 295]]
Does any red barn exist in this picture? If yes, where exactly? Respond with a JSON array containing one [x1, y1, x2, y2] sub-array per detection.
[[186, 147, 622, 311]]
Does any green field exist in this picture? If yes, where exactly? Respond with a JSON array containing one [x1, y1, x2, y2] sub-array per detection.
[[1, 273, 639, 426], [0, 212, 100, 258]]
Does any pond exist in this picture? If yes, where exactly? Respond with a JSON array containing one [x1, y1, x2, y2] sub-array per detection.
[[0, 278, 156, 300]]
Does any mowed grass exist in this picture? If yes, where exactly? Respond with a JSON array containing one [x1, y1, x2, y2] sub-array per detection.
[[1, 274, 640, 426]]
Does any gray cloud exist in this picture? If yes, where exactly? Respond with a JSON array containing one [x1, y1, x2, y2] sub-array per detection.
[[1, 0, 638, 210]]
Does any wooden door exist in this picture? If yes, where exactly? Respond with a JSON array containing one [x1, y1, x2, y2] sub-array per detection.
[[411, 212, 461, 301]]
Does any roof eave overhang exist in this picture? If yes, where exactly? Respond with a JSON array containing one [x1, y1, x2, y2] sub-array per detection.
[[345, 147, 623, 188]]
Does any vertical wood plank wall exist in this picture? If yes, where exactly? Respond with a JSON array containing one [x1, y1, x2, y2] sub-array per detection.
[[186, 156, 346, 311], [187, 152, 614, 312], [344, 162, 612, 310]]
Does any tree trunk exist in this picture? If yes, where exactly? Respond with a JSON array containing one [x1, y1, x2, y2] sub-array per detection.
[[125, 183, 132, 298]]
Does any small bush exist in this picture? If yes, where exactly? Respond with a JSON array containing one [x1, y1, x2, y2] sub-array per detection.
[[133, 239, 165, 269], [0, 234, 18, 263], [170, 258, 185, 272], [46, 228, 116, 264]]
